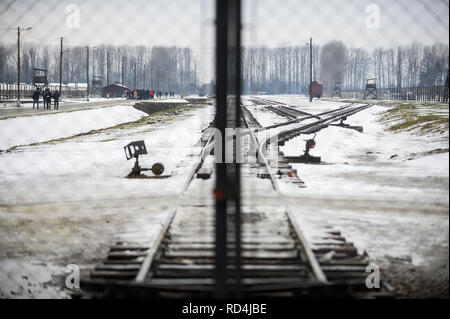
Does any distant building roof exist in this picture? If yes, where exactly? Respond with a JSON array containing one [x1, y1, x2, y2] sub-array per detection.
[[101, 83, 131, 90]]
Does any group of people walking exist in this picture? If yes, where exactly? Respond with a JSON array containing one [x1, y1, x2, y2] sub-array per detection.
[[154, 91, 176, 99], [125, 89, 177, 100], [32, 88, 60, 110]]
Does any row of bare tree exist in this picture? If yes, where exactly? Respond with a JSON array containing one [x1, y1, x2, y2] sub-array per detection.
[[1, 40, 448, 94], [0, 43, 198, 94], [242, 41, 449, 94]]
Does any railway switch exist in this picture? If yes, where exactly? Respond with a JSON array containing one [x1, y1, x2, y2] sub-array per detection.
[[330, 117, 364, 133], [297, 134, 321, 164], [124, 140, 165, 178]]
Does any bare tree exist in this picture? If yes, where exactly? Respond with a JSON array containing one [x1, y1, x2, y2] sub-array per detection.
[[320, 41, 347, 92]]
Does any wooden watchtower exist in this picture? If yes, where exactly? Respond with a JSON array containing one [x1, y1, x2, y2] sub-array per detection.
[[363, 78, 378, 100], [92, 75, 103, 95], [32, 68, 48, 87], [332, 81, 342, 98]]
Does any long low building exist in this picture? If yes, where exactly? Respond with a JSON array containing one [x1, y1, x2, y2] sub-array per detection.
[[101, 82, 131, 98]]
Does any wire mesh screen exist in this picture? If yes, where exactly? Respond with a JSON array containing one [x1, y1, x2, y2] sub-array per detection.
[[0, 0, 448, 300]]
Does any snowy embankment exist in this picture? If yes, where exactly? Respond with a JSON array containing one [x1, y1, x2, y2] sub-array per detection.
[[137, 98, 189, 104], [0, 105, 148, 151], [61, 97, 124, 104]]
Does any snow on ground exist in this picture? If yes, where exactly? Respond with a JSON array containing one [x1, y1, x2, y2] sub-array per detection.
[[244, 94, 448, 297], [183, 95, 208, 99], [0, 105, 148, 150], [0, 103, 214, 298], [143, 98, 189, 103], [60, 97, 124, 104], [257, 95, 449, 297]]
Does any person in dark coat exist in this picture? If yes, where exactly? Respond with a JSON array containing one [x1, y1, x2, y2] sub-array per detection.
[[53, 90, 60, 110], [43, 88, 52, 110], [42, 89, 47, 109], [32, 89, 40, 109]]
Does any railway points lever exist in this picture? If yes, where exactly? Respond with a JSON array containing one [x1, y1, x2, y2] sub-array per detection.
[[329, 116, 364, 132], [124, 140, 165, 178], [297, 134, 321, 164]]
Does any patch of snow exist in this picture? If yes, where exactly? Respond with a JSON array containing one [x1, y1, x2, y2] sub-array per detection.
[[0, 105, 148, 150], [143, 98, 189, 103]]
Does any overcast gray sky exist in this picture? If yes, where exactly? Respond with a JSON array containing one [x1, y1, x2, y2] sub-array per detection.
[[0, 0, 448, 80]]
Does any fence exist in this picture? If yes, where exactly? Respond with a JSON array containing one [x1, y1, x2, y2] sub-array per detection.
[[339, 85, 449, 102], [0, 83, 89, 101]]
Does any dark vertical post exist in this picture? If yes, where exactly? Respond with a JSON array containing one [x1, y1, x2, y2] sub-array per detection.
[[157, 69, 160, 90], [150, 67, 153, 89], [143, 63, 146, 90], [215, 0, 228, 298], [59, 37, 63, 94], [86, 46, 90, 101], [121, 56, 125, 85], [17, 27, 20, 107], [232, 0, 242, 298], [309, 37, 312, 102], [215, 0, 242, 298], [106, 50, 110, 85], [133, 60, 136, 91]]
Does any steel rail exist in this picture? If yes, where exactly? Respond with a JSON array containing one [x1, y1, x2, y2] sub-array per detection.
[[251, 96, 319, 118], [278, 103, 372, 139], [136, 99, 371, 285], [240, 99, 373, 284], [264, 103, 372, 137], [240, 104, 328, 283], [135, 130, 216, 282]]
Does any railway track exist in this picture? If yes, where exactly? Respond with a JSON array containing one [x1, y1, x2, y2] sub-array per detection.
[[244, 97, 395, 297], [250, 96, 319, 120], [81, 97, 394, 298]]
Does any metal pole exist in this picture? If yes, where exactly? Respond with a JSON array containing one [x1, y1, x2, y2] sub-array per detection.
[[121, 56, 125, 85], [309, 37, 312, 103], [157, 69, 160, 90], [133, 61, 136, 90], [17, 27, 20, 107], [59, 37, 63, 94], [215, 0, 227, 297], [143, 63, 145, 90], [86, 46, 89, 101], [150, 67, 152, 89], [194, 59, 197, 94], [106, 50, 109, 85], [215, 0, 242, 299], [233, 0, 243, 298]]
